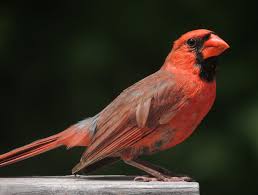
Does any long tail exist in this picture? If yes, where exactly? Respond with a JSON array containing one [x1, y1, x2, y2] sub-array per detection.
[[0, 116, 98, 168]]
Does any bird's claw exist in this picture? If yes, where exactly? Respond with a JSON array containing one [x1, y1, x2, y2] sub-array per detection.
[[134, 176, 161, 182], [163, 176, 193, 182], [134, 175, 193, 182]]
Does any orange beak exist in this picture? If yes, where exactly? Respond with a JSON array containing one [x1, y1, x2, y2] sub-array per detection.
[[202, 34, 230, 59]]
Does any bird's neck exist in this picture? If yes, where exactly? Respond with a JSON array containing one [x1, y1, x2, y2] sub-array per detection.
[[161, 51, 217, 83], [161, 51, 197, 74]]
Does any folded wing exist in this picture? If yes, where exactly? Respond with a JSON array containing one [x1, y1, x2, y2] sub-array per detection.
[[72, 70, 187, 173]]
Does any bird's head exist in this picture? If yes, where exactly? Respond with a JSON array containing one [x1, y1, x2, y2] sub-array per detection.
[[163, 29, 230, 82]]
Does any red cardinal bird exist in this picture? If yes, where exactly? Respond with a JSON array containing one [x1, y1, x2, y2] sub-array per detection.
[[0, 29, 229, 181]]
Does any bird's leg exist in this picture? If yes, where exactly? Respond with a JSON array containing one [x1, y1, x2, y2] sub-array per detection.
[[124, 159, 193, 182], [135, 160, 174, 176]]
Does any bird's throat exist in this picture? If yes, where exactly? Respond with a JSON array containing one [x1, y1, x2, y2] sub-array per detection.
[[196, 53, 217, 82]]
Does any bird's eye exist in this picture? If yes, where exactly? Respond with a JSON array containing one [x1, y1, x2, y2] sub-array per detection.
[[186, 38, 197, 47]]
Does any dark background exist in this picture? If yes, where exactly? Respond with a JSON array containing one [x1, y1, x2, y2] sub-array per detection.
[[0, 1, 257, 194]]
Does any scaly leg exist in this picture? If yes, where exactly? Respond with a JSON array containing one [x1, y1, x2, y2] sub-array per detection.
[[124, 159, 193, 182]]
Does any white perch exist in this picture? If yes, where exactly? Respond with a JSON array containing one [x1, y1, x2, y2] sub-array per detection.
[[0, 175, 199, 195]]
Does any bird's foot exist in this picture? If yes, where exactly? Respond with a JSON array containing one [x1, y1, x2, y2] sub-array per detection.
[[134, 175, 193, 182], [162, 176, 193, 182], [134, 176, 160, 182]]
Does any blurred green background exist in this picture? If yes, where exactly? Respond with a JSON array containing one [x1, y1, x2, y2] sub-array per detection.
[[0, 1, 257, 194]]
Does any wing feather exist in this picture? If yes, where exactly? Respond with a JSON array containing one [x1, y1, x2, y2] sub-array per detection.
[[72, 70, 186, 173], [136, 97, 152, 128]]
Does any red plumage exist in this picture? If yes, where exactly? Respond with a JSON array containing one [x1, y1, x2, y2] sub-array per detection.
[[0, 29, 229, 181]]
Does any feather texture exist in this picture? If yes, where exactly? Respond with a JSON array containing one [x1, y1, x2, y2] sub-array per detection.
[[72, 70, 186, 173]]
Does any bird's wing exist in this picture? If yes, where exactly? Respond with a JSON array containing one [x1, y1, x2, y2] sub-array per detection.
[[72, 70, 187, 173]]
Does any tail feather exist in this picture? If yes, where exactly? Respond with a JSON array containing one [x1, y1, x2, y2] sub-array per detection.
[[0, 136, 61, 167], [0, 134, 62, 167], [0, 119, 95, 168]]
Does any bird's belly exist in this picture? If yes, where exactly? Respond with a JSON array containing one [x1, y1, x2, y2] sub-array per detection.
[[124, 81, 216, 158]]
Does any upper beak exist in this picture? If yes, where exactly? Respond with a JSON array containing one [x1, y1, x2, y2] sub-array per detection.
[[202, 34, 230, 59]]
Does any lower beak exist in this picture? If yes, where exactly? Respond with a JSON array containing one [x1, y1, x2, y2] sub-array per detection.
[[202, 34, 230, 59]]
